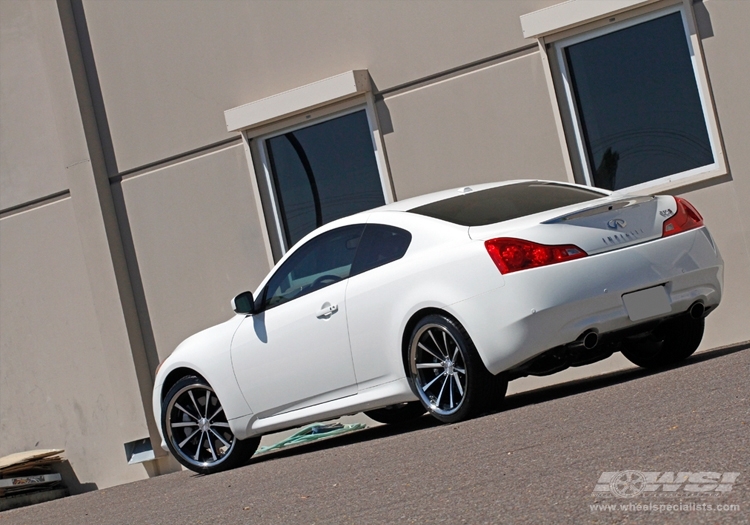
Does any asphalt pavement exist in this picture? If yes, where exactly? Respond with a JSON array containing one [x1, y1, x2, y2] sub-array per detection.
[[2, 342, 748, 525]]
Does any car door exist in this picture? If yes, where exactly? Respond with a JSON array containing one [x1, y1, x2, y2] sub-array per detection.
[[345, 223, 413, 388], [230, 225, 364, 418]]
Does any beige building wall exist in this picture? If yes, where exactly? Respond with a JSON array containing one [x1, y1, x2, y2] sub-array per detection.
[[116, 143, 271, 360], [0, 0, 178, 490], [1, 0, 748, 490], [0, 0, 70, 211], [79, 0, 561, 172], [380, 51, 568, 199], [682, 0, 750, 349], [0, 199, 149, 489]]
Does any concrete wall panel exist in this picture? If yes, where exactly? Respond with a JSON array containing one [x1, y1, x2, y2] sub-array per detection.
[[382, 52, 568, 199], [698, 0, 750, 254], [80, 0, 560, 171], [685, 182, 750, 349], [118, 144, 270, 360], [682, 0, 750, 348], [0, 199, 149, 489], [0, 0, 74, 210]]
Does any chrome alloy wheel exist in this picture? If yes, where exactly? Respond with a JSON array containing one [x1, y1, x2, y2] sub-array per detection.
[[410, 323, 468, 416], [164, 383, 236, 469]]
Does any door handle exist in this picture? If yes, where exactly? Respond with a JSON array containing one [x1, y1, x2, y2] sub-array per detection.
[[316, 303, 338, 319]]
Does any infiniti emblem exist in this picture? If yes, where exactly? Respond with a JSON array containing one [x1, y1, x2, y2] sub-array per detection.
[[607, 218, 627, 229]]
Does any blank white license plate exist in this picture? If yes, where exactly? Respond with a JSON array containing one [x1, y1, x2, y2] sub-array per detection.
[[622, 286, 671, 322]]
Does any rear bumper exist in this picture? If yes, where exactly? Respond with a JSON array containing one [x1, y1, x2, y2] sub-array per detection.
[[450, 227, 723, 375]]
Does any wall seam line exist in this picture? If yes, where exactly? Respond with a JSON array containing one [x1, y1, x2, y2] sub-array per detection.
[[0, 190, 72, 219], [375, 43, 538, 99]]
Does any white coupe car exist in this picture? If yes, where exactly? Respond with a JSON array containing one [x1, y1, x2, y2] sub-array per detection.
[[153, 180, 723, 473]]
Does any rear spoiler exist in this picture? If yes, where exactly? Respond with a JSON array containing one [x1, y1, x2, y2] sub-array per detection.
[[542, 196, 655, 224]]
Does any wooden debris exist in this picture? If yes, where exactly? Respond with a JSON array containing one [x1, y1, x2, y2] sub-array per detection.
[[0, 450, 65, 498]]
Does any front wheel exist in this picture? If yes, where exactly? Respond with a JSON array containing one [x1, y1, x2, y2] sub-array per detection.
[[621, 317, 704, 369], [162, 376, 259, 474], [407, 314, 500, 424]]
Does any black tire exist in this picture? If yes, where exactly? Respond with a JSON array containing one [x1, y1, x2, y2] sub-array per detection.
[[365, 402, 426, 425], [621, 317, 704, 369], [162, 375, 260, 474], [406, 314, 503, 423]]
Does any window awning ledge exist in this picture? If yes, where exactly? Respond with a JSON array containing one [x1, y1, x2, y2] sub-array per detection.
[[520, 0, 658, 39], [224, 70, 371, 132]]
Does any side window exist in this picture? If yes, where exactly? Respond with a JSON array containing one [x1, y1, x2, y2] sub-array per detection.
[[351, 224, 412, 277], [264, 225, 364, 309]]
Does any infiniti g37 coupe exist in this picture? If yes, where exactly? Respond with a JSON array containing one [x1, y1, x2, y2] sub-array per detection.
[[152, 180, 723, 473]]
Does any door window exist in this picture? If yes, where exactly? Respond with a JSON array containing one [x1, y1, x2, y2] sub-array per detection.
[[263, 225, 364, 309]]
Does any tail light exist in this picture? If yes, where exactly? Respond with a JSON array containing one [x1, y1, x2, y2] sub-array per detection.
[[662, 197, 703, 237], [485, 238, 587, 274]]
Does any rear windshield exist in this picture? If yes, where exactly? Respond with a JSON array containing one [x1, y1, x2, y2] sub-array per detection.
[[407, 182, 605, 226]]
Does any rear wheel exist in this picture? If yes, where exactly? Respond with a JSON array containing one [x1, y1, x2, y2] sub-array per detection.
[[621, 317, 704, 369], [407, 314, 503, 423], [365, 402, 426, 425], [162, 376, 259, 474]]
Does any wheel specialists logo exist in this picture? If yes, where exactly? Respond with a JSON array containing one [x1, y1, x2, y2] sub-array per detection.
[[592, 471, 741, 498]]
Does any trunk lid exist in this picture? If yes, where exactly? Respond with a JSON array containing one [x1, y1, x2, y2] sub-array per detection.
[[469, 195, 677, 255]]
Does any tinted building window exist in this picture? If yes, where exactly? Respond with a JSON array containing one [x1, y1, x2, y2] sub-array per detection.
[[266, 110, 386, 248], [563, 12, 714, 190], [351, 224, 412, 276]]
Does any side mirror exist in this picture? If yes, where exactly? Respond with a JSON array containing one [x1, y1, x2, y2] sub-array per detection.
[[231, 291, 255, 315]]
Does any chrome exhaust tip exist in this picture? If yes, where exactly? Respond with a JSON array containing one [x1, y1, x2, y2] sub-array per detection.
[[568, 330, 599, 351], [582, 331, 599, 350], [688, 302, 706, 320]]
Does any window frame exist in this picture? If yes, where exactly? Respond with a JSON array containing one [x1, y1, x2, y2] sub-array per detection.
[[225, 71, 394, 264], [527, 0, 728, 195]]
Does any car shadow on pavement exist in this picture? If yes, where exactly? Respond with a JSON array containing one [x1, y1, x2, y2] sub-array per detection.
[[501, 340, 749, 412], [241, 340, 749, 468]]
